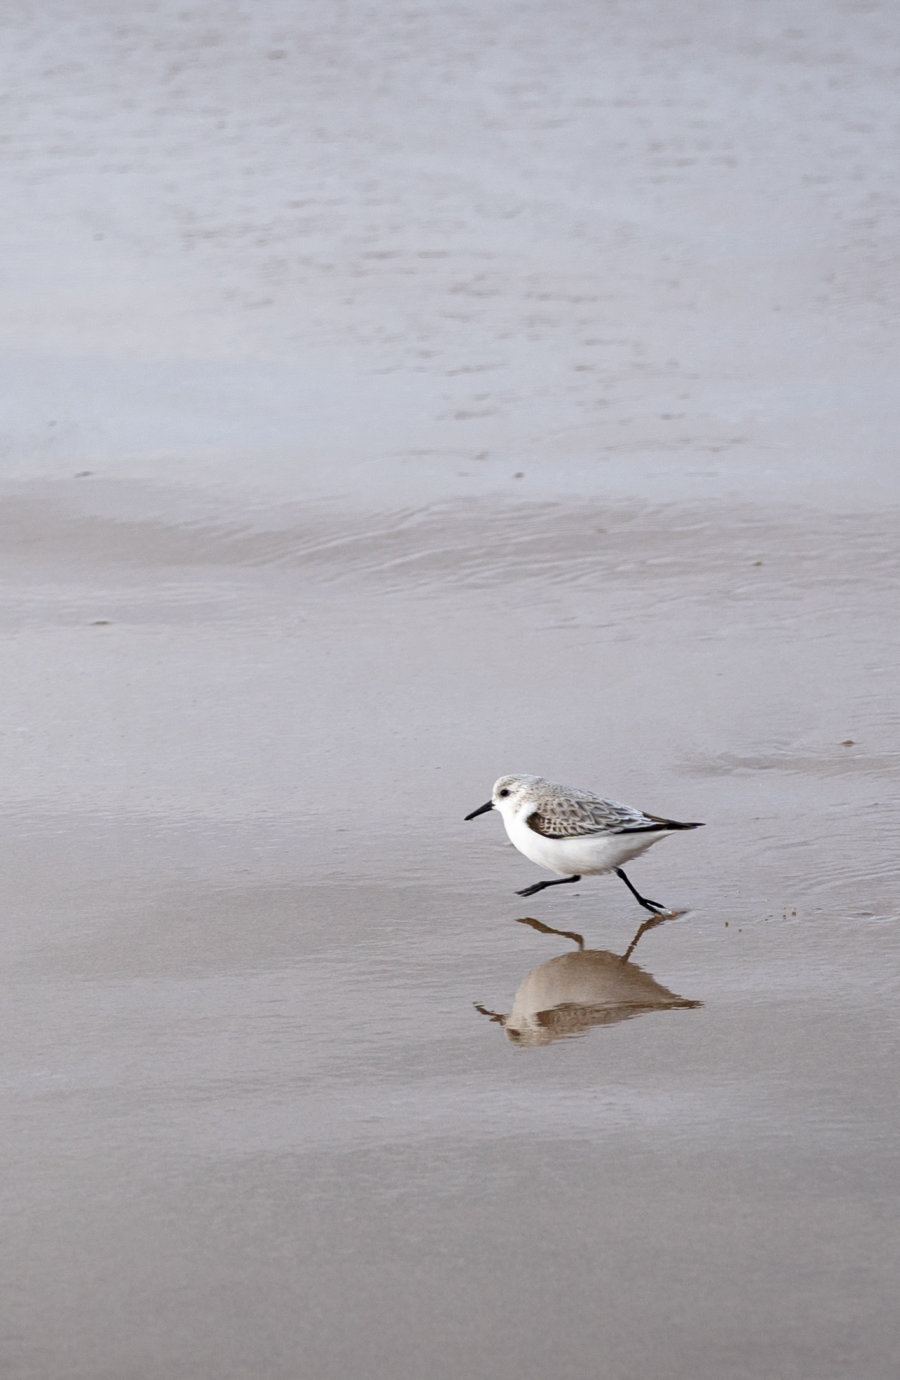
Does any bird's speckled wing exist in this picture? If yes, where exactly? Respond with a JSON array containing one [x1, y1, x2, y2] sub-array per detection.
[[526, 795, 661, 839]]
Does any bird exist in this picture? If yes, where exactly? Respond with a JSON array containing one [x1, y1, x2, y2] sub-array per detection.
[[464, 773, 704, 915]]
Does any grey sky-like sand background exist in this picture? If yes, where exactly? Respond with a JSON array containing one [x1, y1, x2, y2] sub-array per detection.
[[2, 3, 899, 1377]]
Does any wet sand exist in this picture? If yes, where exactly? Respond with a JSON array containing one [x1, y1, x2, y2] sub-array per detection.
[[2, 2, 899, 1378]]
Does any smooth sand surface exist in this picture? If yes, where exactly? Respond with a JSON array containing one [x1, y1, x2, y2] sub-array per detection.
[[2, 3, 899, 1378]]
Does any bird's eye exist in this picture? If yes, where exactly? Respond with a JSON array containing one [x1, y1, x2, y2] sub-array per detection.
[[498, 788, 510, 798]]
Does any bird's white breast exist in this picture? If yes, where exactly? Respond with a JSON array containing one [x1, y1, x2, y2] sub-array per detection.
[[503, 809, 671, 876]]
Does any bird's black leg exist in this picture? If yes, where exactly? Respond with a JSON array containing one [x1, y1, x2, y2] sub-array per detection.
[[615, 868, 667, 915], [516, 874, 581, 898]]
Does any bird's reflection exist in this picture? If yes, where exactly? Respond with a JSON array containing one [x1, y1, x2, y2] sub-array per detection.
[[476, 914, 701, 1046]]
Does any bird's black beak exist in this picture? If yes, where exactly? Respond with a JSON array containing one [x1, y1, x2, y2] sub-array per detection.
[[464, 800, 494, 820]]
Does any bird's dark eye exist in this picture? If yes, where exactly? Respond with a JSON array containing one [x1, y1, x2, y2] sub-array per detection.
[[498, 788, 510, 798]]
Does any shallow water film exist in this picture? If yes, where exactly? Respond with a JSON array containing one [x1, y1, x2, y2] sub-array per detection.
[[2, 2, 899, 1378]]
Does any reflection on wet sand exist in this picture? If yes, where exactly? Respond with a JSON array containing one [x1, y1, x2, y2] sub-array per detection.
[[476, 916, 701, 1047]]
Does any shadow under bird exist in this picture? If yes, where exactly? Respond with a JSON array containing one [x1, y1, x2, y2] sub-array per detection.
[[476, 947, 701, 1046], [464, 773, 704, 915]]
